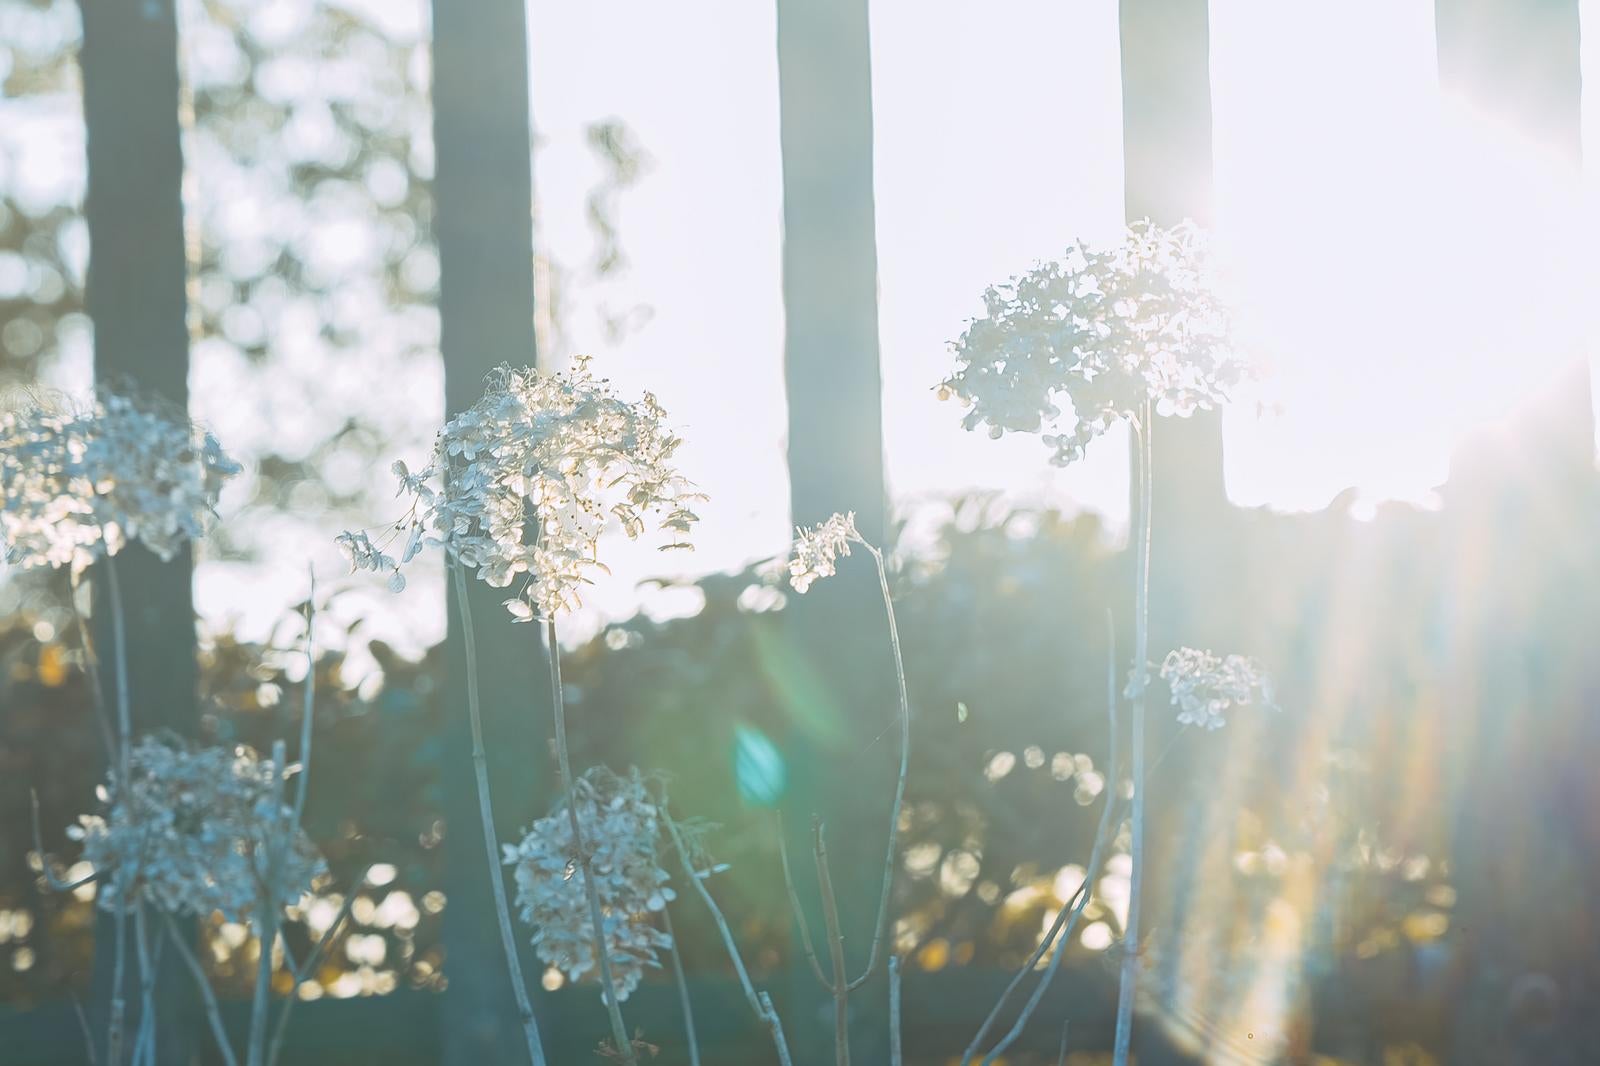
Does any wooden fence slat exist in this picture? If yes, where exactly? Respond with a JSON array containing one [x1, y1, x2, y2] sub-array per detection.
[[78, 1, 200, 1061]]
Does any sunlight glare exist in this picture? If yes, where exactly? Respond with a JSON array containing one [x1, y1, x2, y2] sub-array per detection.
[[1212, 0, 1594, 514]]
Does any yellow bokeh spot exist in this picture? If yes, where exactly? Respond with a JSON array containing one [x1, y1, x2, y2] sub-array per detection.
[[37, 644, 68, 687]]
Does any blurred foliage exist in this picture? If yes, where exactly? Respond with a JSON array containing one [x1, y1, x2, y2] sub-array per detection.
[[4, 0, 1600, 1060], [1, 0, 649, 579], [6, 487, 1560, 1060]]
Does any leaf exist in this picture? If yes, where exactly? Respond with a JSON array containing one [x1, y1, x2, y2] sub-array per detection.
[[401, 524, 425, 564]]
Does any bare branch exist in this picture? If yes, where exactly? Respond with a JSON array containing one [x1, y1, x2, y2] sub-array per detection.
[[164, 914, 241, 1066], [660, 905, 700, 1066], [774, 811, 831, 991], [266, 869, 370, 1066], [966, 609, 1122, 1065], [662, 804, 794, 1066], [70, 995, 99, 1066], [29, 789, 98, 893], [846, 543, 911, 992]]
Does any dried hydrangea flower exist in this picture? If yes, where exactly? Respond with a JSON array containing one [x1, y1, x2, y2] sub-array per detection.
[[502, 768, 674, 1002], [68, 736, 325, 921], [941, 219, 1245, 465], [1, 389, 239, 572], [787, 511, 861, 593], [1156, 647, 1276, 731], [339, 358, 700, 618]]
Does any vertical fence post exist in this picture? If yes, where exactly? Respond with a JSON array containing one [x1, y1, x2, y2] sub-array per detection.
[[1433, 5, 1587, 1064], [78, 1, 199, 1062], [775, 0, 890, 1059], [1116, 0, 1219, 1045], [1118, 0, 1224, 610], [430, 2, 550, 1062]]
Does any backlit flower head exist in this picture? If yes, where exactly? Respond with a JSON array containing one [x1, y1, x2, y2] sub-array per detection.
[[1157, 647, 1276, 731], [788, 511, 861, 593], [502, 767, 674, 1002], [941, 220, 1245, 465], [1, 388, 239, 572], [340, 358, 700, 618], [69, 736, 325, 920]]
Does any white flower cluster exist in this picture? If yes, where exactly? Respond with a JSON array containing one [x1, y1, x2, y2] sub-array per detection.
[[942, 220, 1244, 465], [502, 768, 674, 1002], [787, 511, 861, 593], [339, 358, 700, 618], [69, 736, 324, 921], [1157, 647, 1276, 731], [1, 390, 239, 571]]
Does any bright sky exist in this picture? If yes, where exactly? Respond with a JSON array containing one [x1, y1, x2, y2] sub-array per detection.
[[527, 0, 1600, 632], [5, 0, 1599, 647]]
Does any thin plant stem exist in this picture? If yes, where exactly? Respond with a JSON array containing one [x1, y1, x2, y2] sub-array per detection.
[[813, 820, 851, 1066], [542, 616, 635, 1065], [661, 906, 700, 1066], [976, 611, 1122, 1066], [249, 577, 318, 1066], [103, 554, 131, 1066], [246, 741, 288, 1066], [164, 914, 240, 1066], [662, 807, 794, 1066], [1057, 1021, 1070, 1066], [66, 569, 115, 760], [131, 905, 156, 1066], [290, 568, 316, 827], [1113, 403, 1154, 1066], [759, 993, 796, 1066], [103, 553, 132, 788], [845, 544, 911, 992], [450, 563, 548, 1066], [71, 995, 100, 1066], [266, 870, 368, 1066], [775, 812, 831, 990], [888, 955, 903, 1066], [29, 790, 99, 892]]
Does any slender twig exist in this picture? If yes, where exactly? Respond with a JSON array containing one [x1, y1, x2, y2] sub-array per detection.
[[758, 993, 796, 1066], [29, 790, 98, 892], [813, 820, 851, 1066], [265, 871, 369, 1066], [845, 544, 911, 992], [450, 563, 547, 1066], [1113, 403, 1155, 1066], [70, 995, 100, 1066], [246, 741, 288, 1066], [662, 806, 794, 1066], [290, 568, 316, 828], [164, 913, 241, 1066], [142, 923, 167, 1066], [543, 616, 634, 1066], [103, 554, 131, 1066], [1056, 1021, 1070, 1066], [104, 553, 132, 797], [977, 612, 1122, 1065], [132, 904, 157, 1066], [660, 905, 700, 1066], [775, 812, 831, 990], [66, 568, 115, 759], [888, 955, 904, 1066]]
